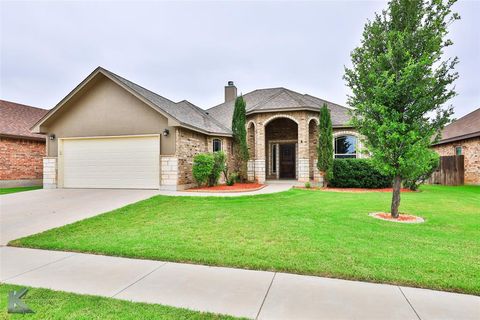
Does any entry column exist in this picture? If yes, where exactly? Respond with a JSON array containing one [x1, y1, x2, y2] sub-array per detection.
[[297, 115, 309, 182], [254, 123, 266, 183]]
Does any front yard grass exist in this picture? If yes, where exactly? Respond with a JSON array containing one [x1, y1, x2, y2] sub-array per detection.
[[9, 185, 480, 295], [0, 284, 238, 319], [0, 186, 41, 195]]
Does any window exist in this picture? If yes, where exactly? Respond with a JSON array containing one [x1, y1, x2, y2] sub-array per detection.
[[213, 139, 222, 152], [334, 135, 357, 158], [272, 144, 277, 173], [455, 146, 462, 155]]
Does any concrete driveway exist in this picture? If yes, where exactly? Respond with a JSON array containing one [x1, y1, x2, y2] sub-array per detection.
[[0, 189, 159, 245]]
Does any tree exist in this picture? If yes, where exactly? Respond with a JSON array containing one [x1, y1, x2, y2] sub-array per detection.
[[317, 104, 334, 186], [231, 95, 249, 180], [344, 0, 459, 217]]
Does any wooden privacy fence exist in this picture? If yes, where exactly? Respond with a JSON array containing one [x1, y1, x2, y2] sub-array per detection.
[[429, 155, 464, 186]]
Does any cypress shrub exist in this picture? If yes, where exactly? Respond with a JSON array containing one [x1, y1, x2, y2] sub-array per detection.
[[330, 159, 392, 188]]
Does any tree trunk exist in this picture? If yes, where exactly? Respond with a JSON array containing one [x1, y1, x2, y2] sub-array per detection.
[[391, 175, 402, 218]]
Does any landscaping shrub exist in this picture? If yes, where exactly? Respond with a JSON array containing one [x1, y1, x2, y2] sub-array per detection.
[[304, 181, 311, 189], [330, 159, 392, 189], [193, 153, 215, 186], [226, 173, 237, 186], [193, 152, 227, 187], [209, 152, 226, 187]]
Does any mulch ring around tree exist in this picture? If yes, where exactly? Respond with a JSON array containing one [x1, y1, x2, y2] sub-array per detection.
[[369, 212, 425, 224], [294, 187, 414, 193], [186, 183, 266, 193]]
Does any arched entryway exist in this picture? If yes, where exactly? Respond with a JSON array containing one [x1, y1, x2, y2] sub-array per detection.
[[265, 117, 298, 179]]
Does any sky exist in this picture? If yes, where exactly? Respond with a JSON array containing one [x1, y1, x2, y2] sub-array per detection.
[[1, 0, 478, 119]]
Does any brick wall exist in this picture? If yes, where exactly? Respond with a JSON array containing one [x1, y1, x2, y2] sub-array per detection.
[[432, 137, 480, 185], [176, 128, 208, 186], [0, 137, 45, 181]]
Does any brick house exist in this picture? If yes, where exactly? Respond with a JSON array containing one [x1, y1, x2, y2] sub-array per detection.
[[31, 67, 360, 190], [0, 100, 48, 187], [432, 108, 480, 185]]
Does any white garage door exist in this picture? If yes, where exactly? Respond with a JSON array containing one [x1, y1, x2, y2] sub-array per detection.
[[61, 135, 160, 189]]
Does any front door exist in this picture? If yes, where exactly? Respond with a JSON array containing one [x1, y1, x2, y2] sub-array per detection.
[[280, 144, 295, 178]]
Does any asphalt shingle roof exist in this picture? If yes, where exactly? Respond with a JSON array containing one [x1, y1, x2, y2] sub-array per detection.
[[102, 68, 232, 135], [0, 100, 48, 140], [207, 87, 352, 129], [434, 107, 480, 145]]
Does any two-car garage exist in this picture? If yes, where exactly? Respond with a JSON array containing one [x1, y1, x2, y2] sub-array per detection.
[[59, 135, 160, 189]]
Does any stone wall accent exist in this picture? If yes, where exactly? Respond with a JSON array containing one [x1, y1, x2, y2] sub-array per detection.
[[175, 128, 208, 188], [297, 158, 309, 182], [432, 137, 480, 185], [43, 157, 57, 189], [247, 160, 255, 181], [160, 156, 178, 190], [0, 137, 45, 186], [254, 159, 265, 183]]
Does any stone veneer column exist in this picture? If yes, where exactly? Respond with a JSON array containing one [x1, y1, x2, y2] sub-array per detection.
[[297, 114, 310, 182], [43, 157, 57, 189], [160, 156, 178, 190], [254, 123, 266, 183], [247, 160, 255, 182]]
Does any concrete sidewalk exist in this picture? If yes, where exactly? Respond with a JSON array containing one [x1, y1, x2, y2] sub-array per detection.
[[1, 247, 478, 319]]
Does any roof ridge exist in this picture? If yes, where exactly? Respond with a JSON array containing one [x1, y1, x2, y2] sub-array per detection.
[[282, 89, 309, 107], [99, 67, 178, 106], [303, 94, 352, 110], [249, 88, 285, 111], [0, 99, 48, 111], [177, 100, 232, 133]]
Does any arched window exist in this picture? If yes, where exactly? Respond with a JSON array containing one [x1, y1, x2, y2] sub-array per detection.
[[334, 135, 357, 158], [213, 138, 222, 152]]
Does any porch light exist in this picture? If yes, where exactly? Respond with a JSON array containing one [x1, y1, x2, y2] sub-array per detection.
[[49, 134, 55, 140], [162, 129, 170, 137]]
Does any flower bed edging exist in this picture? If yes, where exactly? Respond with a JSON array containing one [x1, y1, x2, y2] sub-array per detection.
[[369, 212, 425, 224], [186, 184, 266, 193]]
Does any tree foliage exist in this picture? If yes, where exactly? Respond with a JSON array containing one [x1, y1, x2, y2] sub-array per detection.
[[344, 0, 459, 217], [231, 95, 249, 180], [317, 104, 334, 185]]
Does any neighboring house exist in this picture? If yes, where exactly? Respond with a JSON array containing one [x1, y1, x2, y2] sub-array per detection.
[[0, 100, 48, 187], [432, 108, 480, 185], [32, 67, 360, 190]]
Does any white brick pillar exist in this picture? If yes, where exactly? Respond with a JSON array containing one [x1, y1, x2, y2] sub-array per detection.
[[43, 157, 57, 189], [160, 156, 178, 190]]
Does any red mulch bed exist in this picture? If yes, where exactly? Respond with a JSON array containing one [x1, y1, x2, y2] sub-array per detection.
[[295, 187, 413, 193], [370, 212, 425, 223], [187, 183, 265, 193]]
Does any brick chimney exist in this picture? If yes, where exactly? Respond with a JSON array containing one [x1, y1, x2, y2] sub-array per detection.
[[224, 81, 237, 102]]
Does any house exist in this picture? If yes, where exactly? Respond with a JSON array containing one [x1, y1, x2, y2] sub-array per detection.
[[0, 100, 48, 187], [432, 108, 480, 185], [31, 67, 360, 190]]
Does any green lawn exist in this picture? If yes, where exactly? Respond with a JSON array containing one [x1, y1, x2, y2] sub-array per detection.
[[0, 186, 41, 195], [0, 284, 238, 319], [9, 185, 480, 295]]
